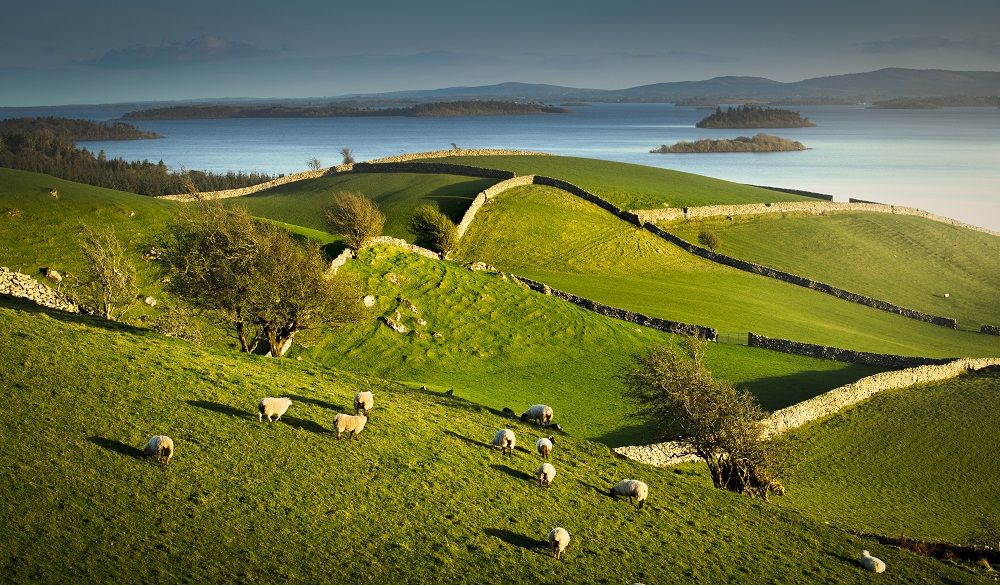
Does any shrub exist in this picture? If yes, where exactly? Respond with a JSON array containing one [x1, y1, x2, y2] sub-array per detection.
[[325, 191, 385, 249], [340, 148, 355, 165], [78, 224, 138, 321], [698, 229, 720, 251], [410, 205, 457, 255]]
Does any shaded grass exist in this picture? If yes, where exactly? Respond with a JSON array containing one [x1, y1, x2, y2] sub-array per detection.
[[668, 212, 1000, 330], [777, 368, 1000, 546], [453, 184, 1000, 358], [418, 154, 819, 209], [0, 304, 982, 584]]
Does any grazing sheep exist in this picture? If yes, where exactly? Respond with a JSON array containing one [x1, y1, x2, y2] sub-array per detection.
[[492, 429, 516, 456], [333, 413, 368, 440], [520, 404, 554, 427], [258, 397, 292, 422], [547, 527, 570, 559], [610, 479, 649, 510], [537, 463, 556, 487], [859, 550, 886, 573], [143, 435, 174, 465], [353, 391, 374, 416], [535, 436, 555, 460]]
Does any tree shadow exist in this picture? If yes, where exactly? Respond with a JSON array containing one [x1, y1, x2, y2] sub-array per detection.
[[89, 436, 142, 459], [443, 430, 486, 449], [279, 416, 327, 434], [484, 529, 545, 554], [186, 400, 248, 418], [490, 464, 534, 482], [0, 296, 143, 335]]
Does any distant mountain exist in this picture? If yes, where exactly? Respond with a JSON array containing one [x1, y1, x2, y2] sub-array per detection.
[[345, 81, 595, 101]]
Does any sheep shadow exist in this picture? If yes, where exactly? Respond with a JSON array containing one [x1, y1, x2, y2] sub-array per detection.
[[89, 436, 143, 459], [443, 430, 487, 449], [484, 529, 545, 554], [286, 394, 343, 411], [186, 400, 248, 418], [279, 416, 327, 434], [490, 464, 534, 482], [577, 480, 612, 497]]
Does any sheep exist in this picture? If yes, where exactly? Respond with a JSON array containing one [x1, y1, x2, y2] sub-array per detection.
[[353, 391, 374, 416], [333, 413, 368, 440], [610, 479, 649, 510], [547, 527, 570, 559], [258, 397, 292, 422], [536, 436, 555, 460], [537, 463, 556, 487], [859, 550, 886, 573], [520, 404, 554, 427], [492, 429, 516, 456], [143, 435, 174, 465]]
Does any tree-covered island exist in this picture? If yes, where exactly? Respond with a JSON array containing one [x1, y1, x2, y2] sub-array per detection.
[[651, 133, 806, 153], [695, 105, 815, 128]]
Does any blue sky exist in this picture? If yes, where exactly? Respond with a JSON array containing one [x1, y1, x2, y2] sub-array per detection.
[[2, 0, 998, 105]]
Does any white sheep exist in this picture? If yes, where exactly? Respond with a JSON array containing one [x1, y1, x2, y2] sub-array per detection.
[[258, 397, 292, 422], [354, 391, 374, 416], [333, 413, 368, 440], [610, 479, 649, 510], [547, 527, 570, 559], [537, 463, 556, 487], [535, 436, 555, 460], [492, 429, 516, 456], [859, 550, 886, 573], [143, 435, 174, 465], [520, 404, 554, 427]]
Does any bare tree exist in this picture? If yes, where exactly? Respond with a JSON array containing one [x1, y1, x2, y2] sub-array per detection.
[[79, 224, 138, 321], [325, 191, 385, 249], [306, 157, 322, 171], [340, 147, 355, 165]]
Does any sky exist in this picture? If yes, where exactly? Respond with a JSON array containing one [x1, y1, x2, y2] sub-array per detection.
[[1, 0, 999, 106]]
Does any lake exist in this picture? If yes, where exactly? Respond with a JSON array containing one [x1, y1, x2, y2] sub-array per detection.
[[2, 103, 998, 231]]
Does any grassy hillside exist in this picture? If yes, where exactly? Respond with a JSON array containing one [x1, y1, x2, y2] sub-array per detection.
[[417, 154, 819, 209], [300, 245, 881, 445], [778, 368, 1000, 546], [453, 184, 1000, 358], [0, 301, 983, 584], [668, 213, 1000, 329], [227, 172, 496, 241]]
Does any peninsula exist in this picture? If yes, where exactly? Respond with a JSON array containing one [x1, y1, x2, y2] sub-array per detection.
[[651, 133, 806, 153], [695, 105, 815, 128], [0, 117, 161, 140], [122, 100, 571, 120]]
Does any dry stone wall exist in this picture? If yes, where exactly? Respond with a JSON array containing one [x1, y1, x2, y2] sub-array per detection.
[[615, 357, 1000, 466], [0, 267, 79, 313], [367, 148, 548, 163], [157, 167, 347, 202], [351, 161, 514, 179], [981, 324, 1000, 336], [747, 332, 951, 367], [455, 175, 536, 238]]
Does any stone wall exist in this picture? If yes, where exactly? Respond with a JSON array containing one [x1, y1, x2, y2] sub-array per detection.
[[455, 175, 536, 238], [614, 357, 1000, 466], [367, 148, 548, 164], [157, 167, 344, 202], [532, 176, 644, 225], [752, 185, 834, 201], [980, 324, 1000, 336], [351, 161, 515, 179], [326, 248, 355, 275], [510, 274, 717, 339], [633, 200, 1000, 237], [747, 332, 952, 368], [0, 267, 79, 313]]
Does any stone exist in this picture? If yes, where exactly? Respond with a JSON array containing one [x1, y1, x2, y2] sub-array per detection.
[[363, 295, 376, 307], [385, 273, 401, 285], [45, 268, 62, 284], [384, 313, 407, 334], [469, 261, 496, 272], [416, 318, 427, 326], [143, 296, 157, 307]]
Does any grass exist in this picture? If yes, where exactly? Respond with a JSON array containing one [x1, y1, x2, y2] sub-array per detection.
[[776, 368, 1000, 546], [453, 184, 1000, 358], [226, 171, 496, 242], [417, 154, 820, 209], [0, 299, 984, 584], [298, 245, 882, 446], [668, 213, 1000, 330]]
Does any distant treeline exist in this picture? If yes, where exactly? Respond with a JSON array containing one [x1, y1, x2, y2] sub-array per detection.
[[651, 134, 806, 153], [868, 96, 1000, 109], [696, 105, 815, 128], [0, 117, 161, 141], [122, 100, 571, 120], [0, 130, 273, 196]]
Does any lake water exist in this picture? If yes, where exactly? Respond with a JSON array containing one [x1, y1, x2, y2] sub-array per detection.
[[3, 103, 999, 231]]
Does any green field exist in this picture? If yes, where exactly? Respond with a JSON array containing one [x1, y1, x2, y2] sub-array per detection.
[[418, 154, 819, 209], [300, 245, 882, 445], [0, 301, 982, 584], [454, 184, 1000, 358], [668, 212, 1000, 330], [228, 171, 496, 241], [777, 368, 1000, 545]]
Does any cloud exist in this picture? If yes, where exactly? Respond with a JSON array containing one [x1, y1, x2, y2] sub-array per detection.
[[861, 35, 1000, 55], [90, 35, 272, 68]]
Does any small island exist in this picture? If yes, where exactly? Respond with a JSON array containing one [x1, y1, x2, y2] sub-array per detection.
[[122, 100, 572, 120], [695, 105, 815, 128], [0, 117, 161, 140], [651, 133, 806, 153]]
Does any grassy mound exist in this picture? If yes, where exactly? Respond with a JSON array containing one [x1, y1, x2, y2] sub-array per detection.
[[453, 184, 1000, 358], [778, 368, 1000, 545], [0, 301, 982, 584], [668, 213, 1000, 329], [226, 172, 496, 242], [300, 245, 881, 445], [416, 154, 819, 209]]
